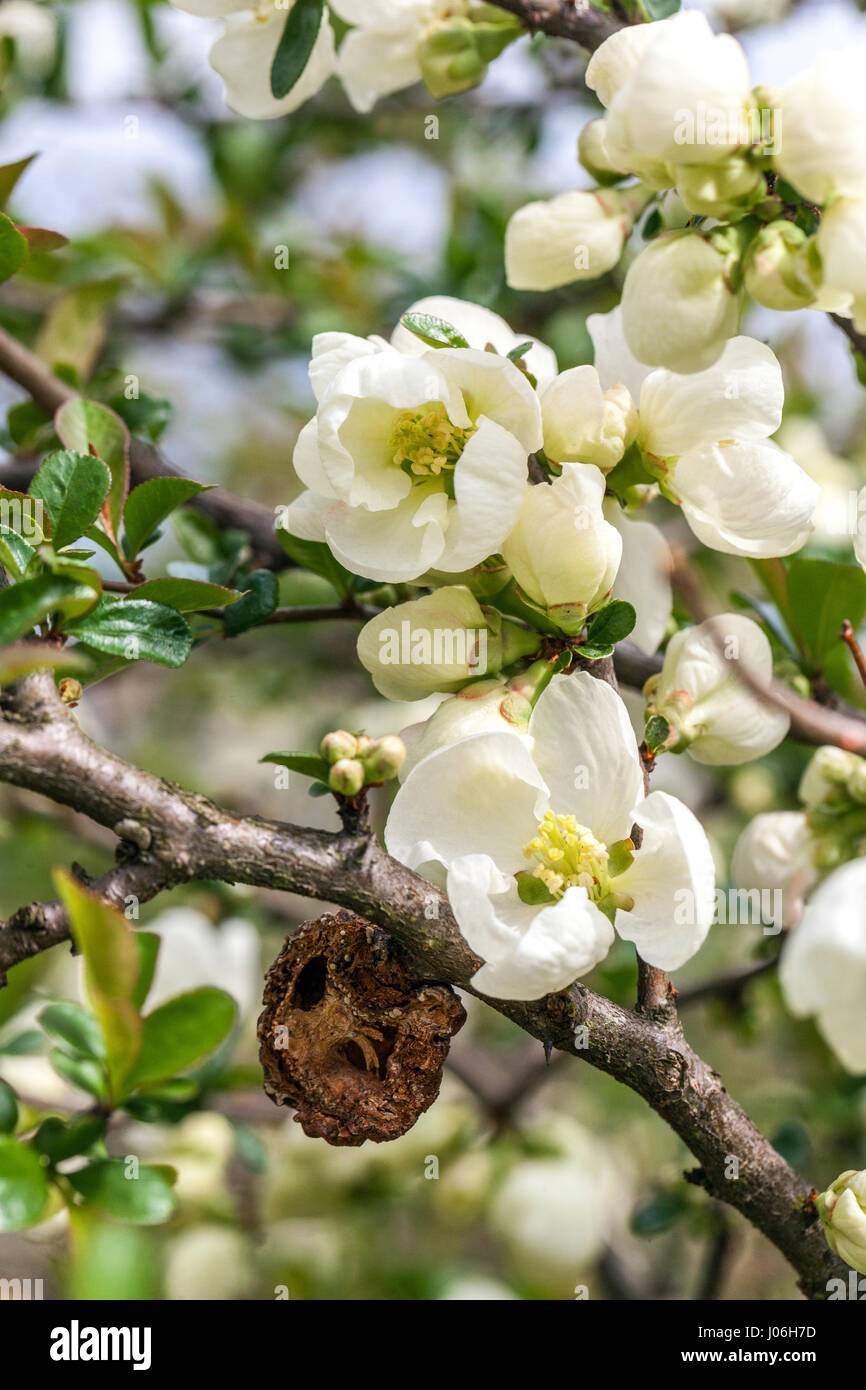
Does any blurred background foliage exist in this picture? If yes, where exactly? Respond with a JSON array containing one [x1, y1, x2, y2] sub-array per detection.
[[1, 0, 866, 1300]]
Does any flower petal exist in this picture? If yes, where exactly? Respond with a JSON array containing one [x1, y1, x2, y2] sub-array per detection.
[[432, 347, 543, 455], [210, 6, 334, 120], [385, 732, 548, 878], [673, 441, 818, 558], [436, 417, 529, 572], [323, 487, 448, 581], [391, 295, 558, 391], [587, 306, 652, 401], [529, 672, 644, 844], [614, 790, 716, 970], [605, 501, 672, 655], [638, 337, 784, 458], [336, 26, 421, 113], [446, 855, 614, 1000]]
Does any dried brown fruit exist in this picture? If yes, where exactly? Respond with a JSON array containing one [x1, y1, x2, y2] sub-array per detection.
[[258, 911, 466, 1146]]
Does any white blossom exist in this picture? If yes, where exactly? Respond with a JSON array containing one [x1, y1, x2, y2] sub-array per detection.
[[646, 614, 790, 765], [386, 672, 715, 999], [620, 231, 740, 375], [540, 366, 637, 472], [780, 858, 866, 1073], [731, 811, 817, 928], [776, 48, 866, 204], [505, 189, 636, 293]]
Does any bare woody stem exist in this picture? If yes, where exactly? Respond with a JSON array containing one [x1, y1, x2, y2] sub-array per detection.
[[0, 669, 849, 1298], [486, 0, 627, 46]]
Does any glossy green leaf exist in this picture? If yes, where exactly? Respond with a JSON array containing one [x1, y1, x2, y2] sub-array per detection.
[[0, 1081, 18, 1135], [0, 212, 28, 285], [55, 398, 131, 540], [29, 450, 111, 551], [0, 154, 36, 209], [39, 1002, 106, 1061], [33, 1115, 107, 1164], [0, 1138, 49, 1231], [0, 572, 101, 645], [130, 578, 240, 613], [0, 525, 35, 578], [125, 988, 237, 1093], [132, 931, 161, 1011], [276, 528, 352, 596], [65, 596, 193, 668], [584, 600, 636, 648], [222, 569, 278, 635], [260, 750, 331, 781], [788, 559, 866, 665], [67, 1158, 176, 1225], [399, 312, 470, 350], [123, 477, 211, 559], [49, 1049, 107, 1100], [270, 0, 324, 99]]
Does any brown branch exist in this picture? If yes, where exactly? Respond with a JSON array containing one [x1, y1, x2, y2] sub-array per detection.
[[841, 620, 866, 694], [487, 0, 628, 47], [0, 324, 288, 571], [0, 667, 849, 1297]]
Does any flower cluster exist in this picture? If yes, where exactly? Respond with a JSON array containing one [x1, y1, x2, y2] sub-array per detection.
[[505, 11, 866, 372]]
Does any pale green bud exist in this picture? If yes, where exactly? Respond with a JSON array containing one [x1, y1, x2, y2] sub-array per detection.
[[675, 155, 764, 219], [362, 735, 407, 783], [848, 763, 866, 806], [743, 222, 821, 312], [577, 119, 625, 186], [320, 729, 358, 764], [817, 1170, 866, 1275], [799, 746, 861, 806], [328, 759, 365, 796], [417, 9, 519, 100]]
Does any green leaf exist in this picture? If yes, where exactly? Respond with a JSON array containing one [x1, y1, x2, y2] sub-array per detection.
[[630, 1190, 687, 1236], [132, 931, 161, 1011], [67, 1158, 176, 1226], [0, 1081, 18, 1135], [0, 524, 35, 578], [39, 1002, 106, 1061], [260, 750, 331, 782], [270, 0, 325, 99], [577, 642, 614, 661], [507, 341, 535, 362], [584, 600, 636, 648], [0, 212, 28, 285], [65, 596, 193, 668], [29, 450, 111, 551], [231, 1120, 268, 1173], [222, 569, 278, 635], [33, 1115, 107, 1164], [0, 483, 48, 541], [787, 559, 866, 665], [0, 1030, 43, 1056], [0, 154, 37, 209], [644, 713, 672, 755], [399, 311, 470, 350], [130, 578, 241, 613], [636, 0, 681, 18], [55, 398, 131, 540], [123, 477, 211, 559], [125, 988, 237, 1093], [49, 1049, 107, 1100], [0, 1137, 49, 1231], [35, 278, 125, 382], [7, 399, 50, 449], [276, 528, 352, 596], [0, 572, 101, 644], [109, 391, 172, 444], [54, 872, 142, 1103]]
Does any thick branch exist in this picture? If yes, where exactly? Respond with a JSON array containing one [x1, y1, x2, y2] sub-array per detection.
[[0, 324, 287, 571], [0, 669, 848, 1298], [487, 0, 627, 47]]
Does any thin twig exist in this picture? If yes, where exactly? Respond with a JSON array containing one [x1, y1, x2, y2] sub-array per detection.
[[841, 620, 866, 694]]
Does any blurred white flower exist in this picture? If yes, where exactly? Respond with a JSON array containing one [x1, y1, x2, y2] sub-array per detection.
[[165, 1224, 255, 1300], [143, 907, 261, 1021], [439, 1274, 518, 1300], [818, 198, 866, 336], [731, 810, 817, 928], [387, 672, 715, 999], [776, 47, 866, 203], [780, 857, 866, 1072], [505, 188, 644, 292], [0, 0, 57, 79]]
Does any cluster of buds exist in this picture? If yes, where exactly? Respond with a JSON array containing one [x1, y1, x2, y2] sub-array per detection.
[[799, 746, 866, 870], [417, 4, 522, 99], [320, 729, 406, 797]]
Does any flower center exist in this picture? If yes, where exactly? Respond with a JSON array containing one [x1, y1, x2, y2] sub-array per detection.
[[523, 812, 610, 901], [389, 402, 475, 484]]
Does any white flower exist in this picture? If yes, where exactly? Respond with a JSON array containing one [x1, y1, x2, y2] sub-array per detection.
[[505, 189, 635, 293], [799, 746, 864, 809], [398, 677, 533, 781], [586, 11, 753, 173], [356, 585, 503, 701], [386, 671, 716, 999], [171, 0, 335, 119], [620, 231, 739, 374], [501, 464, 622, 633], [0, 0, 57, 78], [389, 294, 558, 390], [817, 1170, 866, 1275], [780, 858, 866, 1073], [143, 907, 261, 1021], [856, 485, 866, 573], [284, 309, 543, 582], [731, 811, 817, 928], [540, 366, 637, 472], [604, 500, 672, 657], [776, 48, 866, 204], [588, 309, 818, 558], [330, 0, 463, 112], [646, 614, 790, 765], [817, 198, 866, 335]]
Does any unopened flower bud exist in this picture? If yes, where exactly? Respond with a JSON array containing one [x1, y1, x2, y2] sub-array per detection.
[[357, 586, 505, 702], [743, 222, 821, 312], [362, 735, 407, 783], [675, 155, 763, 220], [577, 119, 625, 186], [541, 367, 637, 472], [817, 1170, 866, 1275], [505, 186, 649, 293], [417, 7, 519, 100], [58, 677, 83, 705], [848, 763, 866, 805], [328, 758, 365, 796], [320, 729, 358, 764], [799, 746, 861, 806], [620, 230, 740, 374]]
